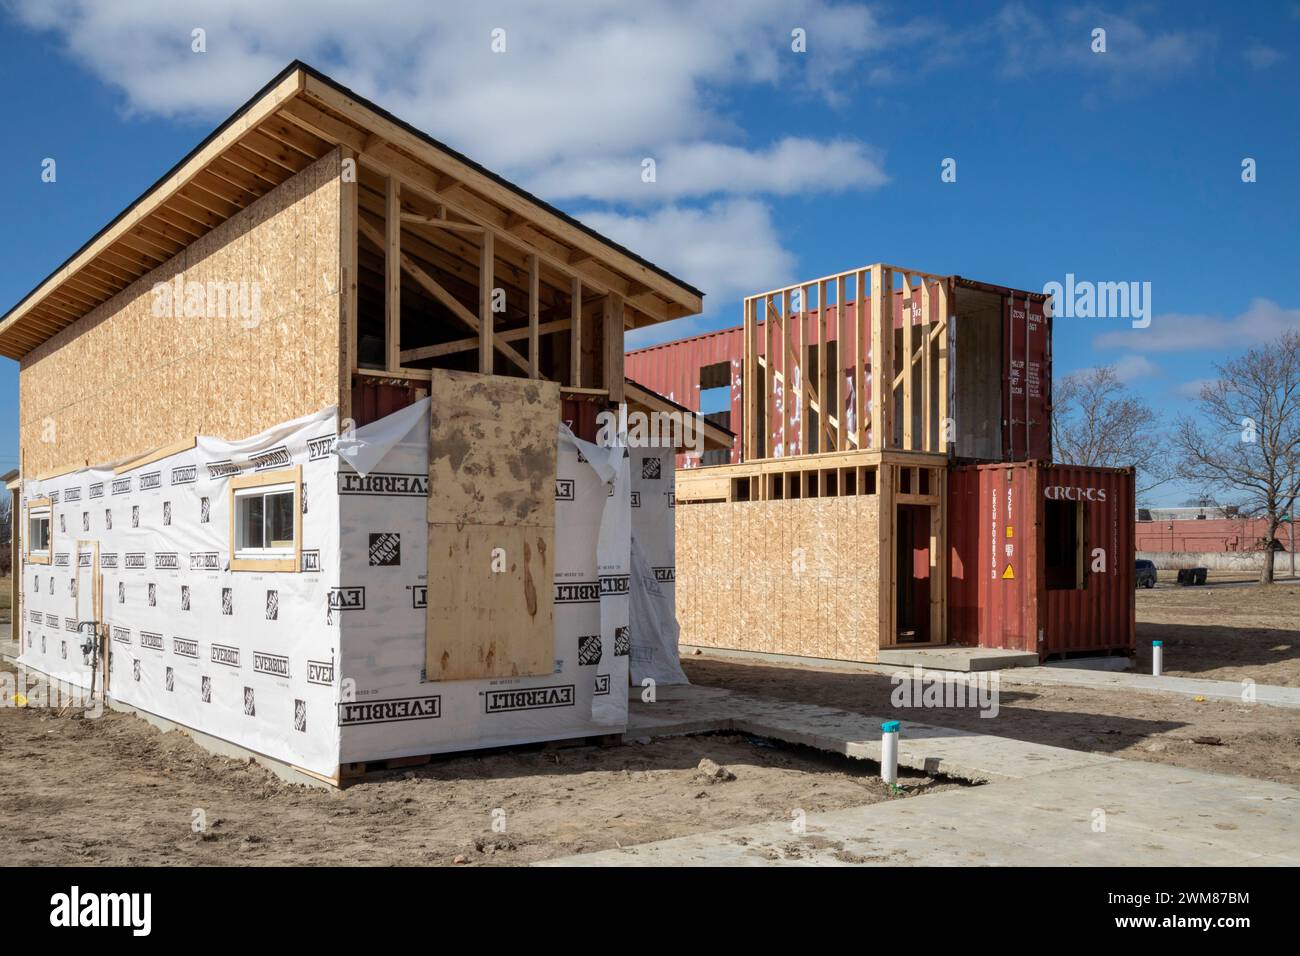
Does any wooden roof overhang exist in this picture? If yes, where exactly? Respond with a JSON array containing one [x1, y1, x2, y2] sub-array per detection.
[[0, 61, 703, 362]]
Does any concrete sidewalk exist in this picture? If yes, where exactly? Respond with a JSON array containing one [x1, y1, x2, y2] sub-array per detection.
[[540, 758, 1300, 866], [684, 645, 1300, 709], [628, 684, 1109, 784], [537, 684, 1300, 866], [995, 666, 1300, 709]]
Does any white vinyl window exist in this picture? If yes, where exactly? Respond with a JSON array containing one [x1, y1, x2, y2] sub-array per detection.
[[28, 505, 52, 556], [234, 482, 296, 559]]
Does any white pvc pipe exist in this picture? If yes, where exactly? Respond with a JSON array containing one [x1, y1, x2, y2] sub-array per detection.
[[1152, 640, 1163, 677], [881, 720, 900, 785]]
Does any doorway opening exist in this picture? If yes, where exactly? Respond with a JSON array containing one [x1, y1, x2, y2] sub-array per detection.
[[895, 503, 932, 644]]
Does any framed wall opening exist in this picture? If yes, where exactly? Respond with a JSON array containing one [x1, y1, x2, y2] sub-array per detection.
[[1045, 497, 1087, 590]]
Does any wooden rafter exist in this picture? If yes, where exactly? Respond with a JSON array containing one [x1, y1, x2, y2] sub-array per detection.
[[357, 215, 529, 375]]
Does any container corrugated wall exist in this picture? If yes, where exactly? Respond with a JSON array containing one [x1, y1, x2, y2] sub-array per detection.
[[629, 278, 1052, 467], [626, 327, 745, 465], [1040, 462, 1135, 657], [948, 461, 1135, 659], [1001, 294, 1052, 462]]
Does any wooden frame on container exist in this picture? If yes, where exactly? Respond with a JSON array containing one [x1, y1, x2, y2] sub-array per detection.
[[741, 263, 951, 463], [228, 465, 303, 573], [25, 496, 52, 566]]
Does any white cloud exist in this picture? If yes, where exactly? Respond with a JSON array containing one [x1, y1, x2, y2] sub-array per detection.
[[1112, 354, 1161, 382], [527, 138, 887, 203], [7, 0, 898, 174], [1244, 42, 1283, 70], [989, 4, 1213, 88], [598, 200, 797, 337], [1093, 299, 1300, 352], [1061, 353, 1160, 385], [1171, 377, 1215, 399]]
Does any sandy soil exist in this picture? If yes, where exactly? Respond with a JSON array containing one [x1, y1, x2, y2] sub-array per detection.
[[2, 581, 1295, 865], [1134, 580, 1300, 686], [0, 661, 954, 866]]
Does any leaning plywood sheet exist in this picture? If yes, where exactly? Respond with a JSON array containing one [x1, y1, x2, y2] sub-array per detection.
[[335, 398, 631, 765], [427, 370, 559, 528], [425, 370, 560, 680]]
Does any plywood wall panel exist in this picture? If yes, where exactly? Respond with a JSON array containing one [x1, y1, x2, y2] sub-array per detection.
[[19, 150, 343, 475], [675, 494, 881, 662]]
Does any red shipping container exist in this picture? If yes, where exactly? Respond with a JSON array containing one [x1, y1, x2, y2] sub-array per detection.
[[628, 275, 1053, 466], [948, 461, 1135, 659]]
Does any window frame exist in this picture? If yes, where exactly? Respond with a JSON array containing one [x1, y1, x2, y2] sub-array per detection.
[[26, 497, 52, 566], [228, 466, 302, 572]]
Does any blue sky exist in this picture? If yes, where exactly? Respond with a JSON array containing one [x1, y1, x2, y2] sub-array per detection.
[[0, 1, 1297, 504]]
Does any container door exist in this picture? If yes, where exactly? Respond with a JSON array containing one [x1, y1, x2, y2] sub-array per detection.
[[1003, 296, 1051, 461]]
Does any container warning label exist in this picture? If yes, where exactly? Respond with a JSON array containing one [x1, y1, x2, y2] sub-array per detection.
[[1002, 564, 1015, 580]]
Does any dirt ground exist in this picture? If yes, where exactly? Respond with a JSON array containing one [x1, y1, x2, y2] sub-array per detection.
[[0, 660, 954, 867], [1135, 579, 1300, 686], [2, 580, 1296, 865]]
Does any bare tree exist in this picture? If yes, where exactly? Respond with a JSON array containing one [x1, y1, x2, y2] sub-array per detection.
[[1051, 365, 1171, 497], [1174, 330, 1300, 584]]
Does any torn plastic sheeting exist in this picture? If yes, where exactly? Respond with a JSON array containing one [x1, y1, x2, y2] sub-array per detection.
[[335, 397, 431, 479]]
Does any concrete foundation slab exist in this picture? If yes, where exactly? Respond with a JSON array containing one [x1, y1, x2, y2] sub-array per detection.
[[629, 684, 1113, 784], [539, 759, 1300, 866], [877, 646, 1040, 672]]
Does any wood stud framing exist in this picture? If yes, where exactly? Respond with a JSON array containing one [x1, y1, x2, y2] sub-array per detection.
[[385, 176, 401, 371], [742, 263, 950, 462], [735, 262, 954, 649], [0, 63, 702, 425]]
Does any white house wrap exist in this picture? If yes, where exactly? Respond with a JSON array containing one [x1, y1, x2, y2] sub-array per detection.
[[16, 399, 666, 780], [334, 398, 631, 764]]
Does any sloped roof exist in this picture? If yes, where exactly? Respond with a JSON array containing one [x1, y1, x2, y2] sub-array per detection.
[[0, 61, 703, 361]]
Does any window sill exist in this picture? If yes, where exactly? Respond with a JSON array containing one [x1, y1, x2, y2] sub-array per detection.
[[230, 555, 299, 573]]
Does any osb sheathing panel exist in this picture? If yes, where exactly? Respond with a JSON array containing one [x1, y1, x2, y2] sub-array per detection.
[[424, 369, 560, 682], [18, 149, 343, 476], [676, 495, 882, 663]]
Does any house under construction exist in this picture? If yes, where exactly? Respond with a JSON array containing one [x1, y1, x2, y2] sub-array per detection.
[[2, 62, 729, 786], [626, 263, 1135, 663]]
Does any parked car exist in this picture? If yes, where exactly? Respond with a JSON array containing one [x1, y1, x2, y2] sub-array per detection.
[[1135, 559, 1157, 588]]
